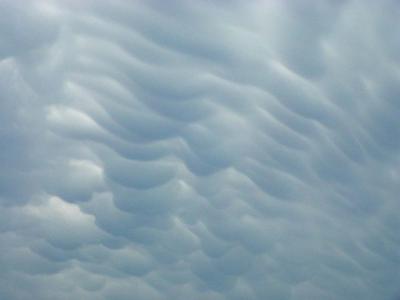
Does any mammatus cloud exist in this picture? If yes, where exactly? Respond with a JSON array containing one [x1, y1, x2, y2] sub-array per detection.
[[1, 0, 399, 299]]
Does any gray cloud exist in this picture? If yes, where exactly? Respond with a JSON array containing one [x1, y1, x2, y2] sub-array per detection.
[[1, 0, 400, 299]]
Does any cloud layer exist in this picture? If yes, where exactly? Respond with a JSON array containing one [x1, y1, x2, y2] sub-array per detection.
[[1, 1, 400, 299]]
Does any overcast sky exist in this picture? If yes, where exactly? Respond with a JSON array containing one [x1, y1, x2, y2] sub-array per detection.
[[0, 0, 400, 299]]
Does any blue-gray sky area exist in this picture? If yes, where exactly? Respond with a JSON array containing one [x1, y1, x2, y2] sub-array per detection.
[[0, 0, 399, 299]]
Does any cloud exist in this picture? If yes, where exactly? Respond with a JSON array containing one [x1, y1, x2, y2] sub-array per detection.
[[1, 0, 400, 299]]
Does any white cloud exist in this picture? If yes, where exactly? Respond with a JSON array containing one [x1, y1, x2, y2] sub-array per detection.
[[1, 0, 400, 299]]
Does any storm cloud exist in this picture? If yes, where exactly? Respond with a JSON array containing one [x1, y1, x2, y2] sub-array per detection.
[[0, 0, 399, 299]]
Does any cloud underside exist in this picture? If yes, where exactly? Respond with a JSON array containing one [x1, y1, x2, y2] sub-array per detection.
[[0, 0, 399, 299]]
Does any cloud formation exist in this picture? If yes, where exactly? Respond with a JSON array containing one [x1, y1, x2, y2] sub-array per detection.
[[1, 0, 400, 299]]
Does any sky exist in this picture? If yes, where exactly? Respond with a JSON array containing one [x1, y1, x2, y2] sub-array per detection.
[[0, 0, 399, 299]]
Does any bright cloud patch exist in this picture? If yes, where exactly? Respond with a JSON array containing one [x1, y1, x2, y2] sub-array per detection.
[[1, 1, 400, 299]]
